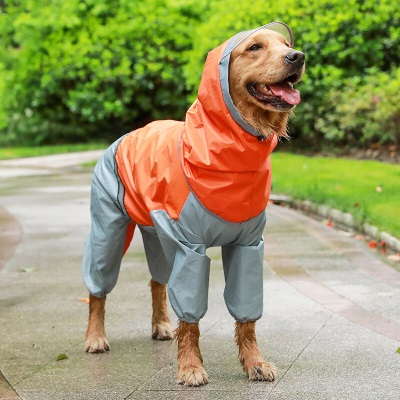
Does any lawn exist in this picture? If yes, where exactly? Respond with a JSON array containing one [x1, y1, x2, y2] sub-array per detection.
[[0, 143, 106, 160], [271, 153, 400, 239]]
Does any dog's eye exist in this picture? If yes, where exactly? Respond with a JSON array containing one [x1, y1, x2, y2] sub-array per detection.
[[248, 44, 262, 51]]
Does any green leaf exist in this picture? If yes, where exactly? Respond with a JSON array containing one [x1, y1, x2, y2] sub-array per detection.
[[396, 348, 400, 354], [20, 267, 36, 273], [56, 353, 69, 361]]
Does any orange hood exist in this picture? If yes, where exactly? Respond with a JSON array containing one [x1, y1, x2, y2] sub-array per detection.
[[180, 27, 286, 222]]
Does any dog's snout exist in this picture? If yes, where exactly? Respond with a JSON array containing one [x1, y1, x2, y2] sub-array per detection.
[[285, 51, 305, 66]]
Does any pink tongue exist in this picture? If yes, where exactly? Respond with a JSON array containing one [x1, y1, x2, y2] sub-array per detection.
[[269, 83, 301, 105]]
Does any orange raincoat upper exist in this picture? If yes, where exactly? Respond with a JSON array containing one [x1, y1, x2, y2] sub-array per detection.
[[115, 37, 278, 225]]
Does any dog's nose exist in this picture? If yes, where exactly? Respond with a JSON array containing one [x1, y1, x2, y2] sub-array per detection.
[[285, 51, 305, 66]]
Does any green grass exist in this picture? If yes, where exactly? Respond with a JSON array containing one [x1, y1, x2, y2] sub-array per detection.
[[271, 153, 400, 239], [0, 143, 106, 160]]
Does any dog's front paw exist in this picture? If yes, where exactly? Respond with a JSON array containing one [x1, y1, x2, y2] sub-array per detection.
[[85, 336, 110, 353], [176, 365, 209, 387], [245, 361, 277, 382], [152, 321, 174, 341]]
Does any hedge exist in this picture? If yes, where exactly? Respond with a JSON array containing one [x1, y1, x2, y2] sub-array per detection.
[[0, 0, 207, 145], [0, 0, 399, 148]]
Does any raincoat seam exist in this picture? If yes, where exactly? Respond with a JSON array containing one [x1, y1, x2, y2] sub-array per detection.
[[113, 142, 130, 218]]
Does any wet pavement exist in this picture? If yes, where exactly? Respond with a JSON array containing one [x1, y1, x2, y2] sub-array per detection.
[[0, 154, 399, 399]]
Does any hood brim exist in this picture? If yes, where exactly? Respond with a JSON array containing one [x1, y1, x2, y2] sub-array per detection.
[[220, 22, 294, 64]]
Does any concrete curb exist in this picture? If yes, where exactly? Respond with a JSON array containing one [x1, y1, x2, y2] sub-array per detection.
[[270, 194, 400, 254]]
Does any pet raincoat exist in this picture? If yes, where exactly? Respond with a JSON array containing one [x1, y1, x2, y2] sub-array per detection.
[[82, 22, 294, 323]]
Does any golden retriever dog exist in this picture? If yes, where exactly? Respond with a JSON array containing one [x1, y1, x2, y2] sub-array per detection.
[[229, 30, 304, 137], [83, 22, 305, 387]]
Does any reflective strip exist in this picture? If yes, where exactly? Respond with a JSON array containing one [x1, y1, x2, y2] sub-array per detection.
[[219, 37, 262, 138]]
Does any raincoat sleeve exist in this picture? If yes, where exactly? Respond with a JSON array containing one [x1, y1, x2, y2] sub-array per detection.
[[222, 237, 265, 322], [82, 139, 133, 298], [150, 209, 210, 324]]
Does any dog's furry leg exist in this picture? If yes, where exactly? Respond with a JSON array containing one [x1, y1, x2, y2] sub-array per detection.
[[175, 321, 208, 386], [85, 294, 110, 353], [235, 321, 277, 381], [150, 279, 174, 340]]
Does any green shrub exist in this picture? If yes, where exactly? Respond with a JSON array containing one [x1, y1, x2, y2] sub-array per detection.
[[1, 0, 399, 148], [0, 0, 207, 145], [316, 68, 400, 146]]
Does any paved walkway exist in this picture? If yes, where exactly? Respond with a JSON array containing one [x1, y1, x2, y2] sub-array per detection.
[[0, 153, 399, 399], [0, 151, 104, 178]]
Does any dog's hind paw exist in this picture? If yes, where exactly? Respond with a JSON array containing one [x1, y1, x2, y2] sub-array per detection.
[[152, 321, 174, 341], [176, 365, 209, 387], [246, 361, 277, 382], [85, 336, 110, 353]]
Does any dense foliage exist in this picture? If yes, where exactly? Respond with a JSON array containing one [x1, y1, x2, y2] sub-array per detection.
[[316, 68, 400, 146], [0, 0, 399, 147], [0, 0, 207, 145]]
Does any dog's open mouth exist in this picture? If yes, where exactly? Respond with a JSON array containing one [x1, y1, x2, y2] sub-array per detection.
[[247, 74, 301, 108]]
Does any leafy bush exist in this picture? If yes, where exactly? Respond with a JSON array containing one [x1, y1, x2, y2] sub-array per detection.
[[1, 0, 399, 148], [0, 0, 207, 145], [316, 68, 400, 146]]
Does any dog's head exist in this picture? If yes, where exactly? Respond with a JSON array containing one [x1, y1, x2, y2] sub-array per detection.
[[228, 25, 305, 138]]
